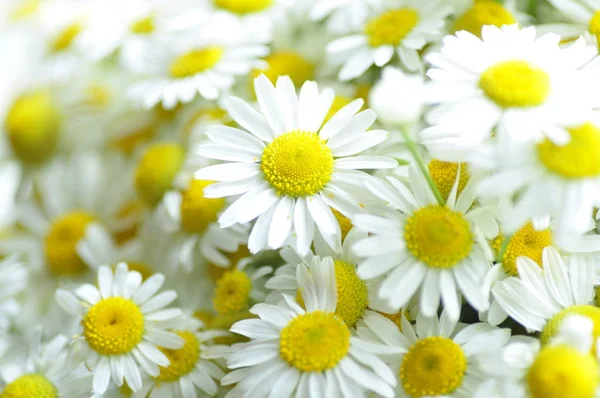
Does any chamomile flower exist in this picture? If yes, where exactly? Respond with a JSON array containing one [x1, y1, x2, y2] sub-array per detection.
[[423, 25, 597, 146], [224, 258, 397, 398], [128, 11, 269, 109], [545, 0, 600, 46], [327, 0, 452, 80], [352, 165, 497, 321], [356, 310, 513, 397], [0, 327, 92, 397], [449, 0, 528, 38], [195, 75, 395, 255], [0, 255, 28, 330], [55, 263, 185, 395]]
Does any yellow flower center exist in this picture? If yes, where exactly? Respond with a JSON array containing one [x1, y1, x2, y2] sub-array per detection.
[[4, 90, 61, 164], [400, 337, 467, 397], [213, 270, 252, 314], [213, 0, 273, 14], [131, 16, 155, 34], [180, 180, 225, 234], [82, 297, 145, 356], [169, 47, 224, 78], [404, 205, 473, 268], [44, 211, 95, 276], [280, 311, 350, 372], [453, 1, 516, 38], [537, 123, 600, 179], [540, 305, 600, 352], [479, 60, 550, 108], [251, 51, 315, 91], [50, 22, 83, 52], [493, 223, 552, 276], [365, 8, 420, 47], [332, 208, 353, 242], [0, 374, 57, 398], [134, 143, 184, 206], [589, 11, 600, 46], [428, 160, 470, 201], [527, 345, 598, 398], [156, 331, 200, 382], [261, 130, 334, 197]]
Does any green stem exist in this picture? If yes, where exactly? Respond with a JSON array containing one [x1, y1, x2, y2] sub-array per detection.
[[400, 126, 445, 206], [496, 234, 511, 263]]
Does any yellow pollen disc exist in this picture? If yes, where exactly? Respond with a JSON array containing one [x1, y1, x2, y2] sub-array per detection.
[[365, 8, 420, 47], [207, 245, 250, 281], [527, 345, 598, 398], [589, 11, 600, 46], [537, 123, 600, 179], [404, 205, 473, 268], [540, 305, 600, 352], [134, 143, 184, 206], [156, 331, 200, 382], [130, 16, 155, 34], [44, 211, 95, 276], [180, 180, 225, 234], [0, 374, 57, 398], [453, 1, 516, 38], [50, 22, 83, 52], [428, 160, 470, 201], [9, 0, 41, 21], [251, 51, 315, 90], [169, 47, 223, 78], [5, 90, 61, 164], [400, 336, 467, 397], [332, 208, 353, 242], [113, 262, 154, 281], [324, 96, 352, 123], [279, 311, 350, 372], [213, 270, 252, 315], [213, 0, 273, 14], [82, 297, 145, 356], [479, 60, 550, 108], [493, 223, 552, 276], [261, 130, 333, 197]]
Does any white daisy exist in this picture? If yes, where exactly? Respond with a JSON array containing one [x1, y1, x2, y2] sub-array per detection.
[[195, 75, 396, 255], [223, 258, 397, 397], [128, 11, 269, 109], [544, 0, 600, 46], [55, 263, 185, 395], [449, 0, 529, 38], [0, 255, 27, 330], [423, 25, 598, 147], [356, 309, 513, 397], [0, 326, 92, 397], [352, 165, 497, 321], [326, 0, 452, 80]]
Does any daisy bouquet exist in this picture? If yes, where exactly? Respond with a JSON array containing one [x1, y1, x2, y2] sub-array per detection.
[[2, 0, 600, 397]]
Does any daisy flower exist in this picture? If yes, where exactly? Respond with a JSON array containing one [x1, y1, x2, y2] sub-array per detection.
[[326, 0, 452, 80], [352, 164, 497, 321], [449, 0, 529, 38], [356, 309, 513, 397], [0, 255, 27, 330], [223, 258, 397, 397], [128, 11, 269, 109], [55, 263, 185, 395], [545, 0, 600, 46], [423, 25, 597, 146], [0, 326, 92, 397], [195, 75, 395, 255]]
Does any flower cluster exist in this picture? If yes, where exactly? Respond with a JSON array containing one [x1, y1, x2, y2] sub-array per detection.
[[1, 0, 600, 397]]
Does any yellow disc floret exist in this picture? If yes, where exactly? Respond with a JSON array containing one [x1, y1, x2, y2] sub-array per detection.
[[213, 0, 272, 14], [131, 16, 154, 34], [213, 270, 252, 314], [156, 331, 200, 382], [527, 345, 598, 398], [400, 337, 467, 397], [251, 51, 315, 89], [50, 22, 83, 52], [365, 8, 420, 47], [453, 1, 517, 37], [134, 143, 184, 206], [537, 123, 600, 179], [0, 374, 57, 398], [479, 60, 550, 108], [404, 205, 473, 268], [332, 260, 368, 327], [44, 211, 95, 276], [589, 11, 600, 47], [540, 305, 600, 350], [261, 130, 333, 197], [279, 311, 350, 372], [5, 90, 61, 164], [495, 222, 552, 276], [82, 297, 145, 356], [170, 47, 224, 78], [428, 160, 470, 201], [180, 180, 225, 234]]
